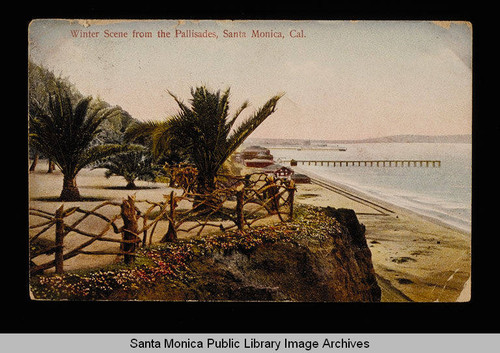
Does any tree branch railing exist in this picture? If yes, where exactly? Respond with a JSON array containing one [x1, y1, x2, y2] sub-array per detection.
[[29, 171, 295, 275]]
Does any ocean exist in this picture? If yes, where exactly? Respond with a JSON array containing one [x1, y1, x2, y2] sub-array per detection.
[[268, 143, 472, 234]]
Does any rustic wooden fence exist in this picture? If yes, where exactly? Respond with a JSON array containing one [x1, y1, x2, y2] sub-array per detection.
[[162, 172, 296, 240], [29, 172, 295, 275]]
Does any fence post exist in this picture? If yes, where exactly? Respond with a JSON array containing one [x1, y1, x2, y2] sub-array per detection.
[[54, 205, 65, 274], [121, 196, 139, 264], [269, 177, 279, 213], [235, 183, 245, 230], [288, 181, 295, 219], [161, 191, 177, 242]]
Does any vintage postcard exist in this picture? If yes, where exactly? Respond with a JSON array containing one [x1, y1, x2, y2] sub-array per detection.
[[28, 19, 472, 302]]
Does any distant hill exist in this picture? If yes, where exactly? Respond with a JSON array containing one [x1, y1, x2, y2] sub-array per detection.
[[346, 134, 472, 144], [247, 134, 472, 146]]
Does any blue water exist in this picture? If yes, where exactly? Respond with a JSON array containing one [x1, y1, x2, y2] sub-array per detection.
[[268, 143, 472, 233]]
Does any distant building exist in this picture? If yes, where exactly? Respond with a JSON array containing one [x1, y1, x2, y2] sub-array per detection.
[[241, 146, 273, 160], [232, 152, 244, 164], [291, 173, 311, 183], [261, 164, 295, 178], [256, 152, 273, 160], [262, 164, 283, 174], [274, 166, 294, 179], [244, 159, 275, 168]]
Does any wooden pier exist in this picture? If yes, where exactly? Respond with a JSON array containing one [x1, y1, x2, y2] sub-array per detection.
[[290, 160, 441, 167]]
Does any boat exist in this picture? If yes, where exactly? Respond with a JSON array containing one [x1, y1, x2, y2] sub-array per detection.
[[332, 145, 347, 151]]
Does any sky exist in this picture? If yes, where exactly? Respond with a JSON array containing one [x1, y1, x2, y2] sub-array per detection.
[[28, 19, 472, 140]]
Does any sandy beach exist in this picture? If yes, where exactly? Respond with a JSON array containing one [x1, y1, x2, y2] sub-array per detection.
[[293, 167, 471, 303], [29, 160, 471, 302]]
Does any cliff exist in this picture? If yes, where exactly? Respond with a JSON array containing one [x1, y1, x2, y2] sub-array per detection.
[[146, 206, 381, 302]]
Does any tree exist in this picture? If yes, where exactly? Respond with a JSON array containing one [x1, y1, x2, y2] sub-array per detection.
[[95, 147, 162, 189], [125, 85, 283, 194], [29, 81, 127, 201], [28, 60, 83, 172]]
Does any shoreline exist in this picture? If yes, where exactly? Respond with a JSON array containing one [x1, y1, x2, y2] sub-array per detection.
[[291, 167, 471, 302], [294, 166, 471, 235]]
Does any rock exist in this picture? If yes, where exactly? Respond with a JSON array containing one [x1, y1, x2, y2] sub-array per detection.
[[391, 256, 417, 264], [396, 278, 414, 285], [166, 206, 381, 302], [323, 207, 366, 247]]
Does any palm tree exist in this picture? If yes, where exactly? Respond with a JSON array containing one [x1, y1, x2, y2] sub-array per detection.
[[125, 85, 283, 194], [29, 81, 127, 201], [95, 147, 162, 189], [28, 60, 83, 173]]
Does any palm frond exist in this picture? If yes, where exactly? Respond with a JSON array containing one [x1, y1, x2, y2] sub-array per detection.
[[72, 96, 93, 133], [225, 100, 249, 133], [223, 93, 284, 163], [77, 144, 140, 174], [124, 120, 177, 159], [167, 89, 191, 116], [124, 120, 166, 142]]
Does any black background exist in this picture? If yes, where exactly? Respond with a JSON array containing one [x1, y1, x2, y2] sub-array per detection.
[[11, 1, 494, 334]]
